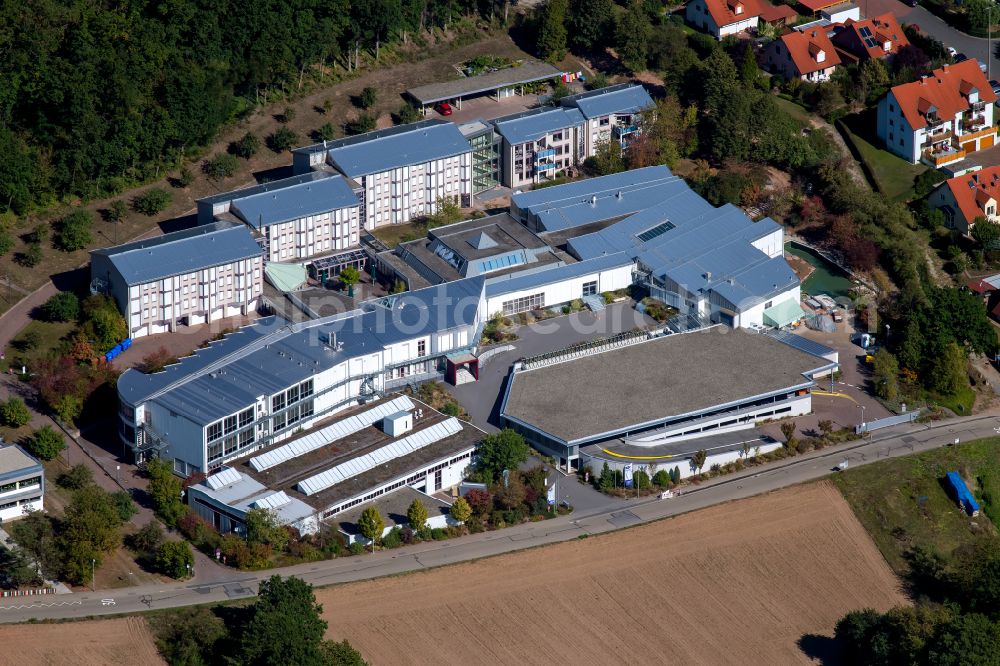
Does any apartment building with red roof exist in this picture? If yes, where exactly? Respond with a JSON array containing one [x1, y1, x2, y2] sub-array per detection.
[[876, 59, 997, 168], [830, 13, 908, 64], [928, 166, 1000, 234], [763, 28, 842, 82]]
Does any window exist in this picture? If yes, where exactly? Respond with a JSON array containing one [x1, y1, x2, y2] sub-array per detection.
[[764, 300, 773, 309], [272, 393, 286, 412], [418, 340, 426, 356], [18, 476, 41, 489], [582, 281, 598, 297], [889, 103, 895, 112], [239, 408, 254, 428], [224, 415, 237, 435], [208, 441, 223, 462], [207, 422, 223, 442], [502, 292, 545, 316], [0, 482, 16, 494], [434, 469, 442, 491]]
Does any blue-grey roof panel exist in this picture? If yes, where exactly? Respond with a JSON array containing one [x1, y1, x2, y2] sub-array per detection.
[[91, 222, 261, 285], [229, 174, 358, 229], [765, 330, 837, 360], [484, 253, 633, 297], [493, 107, 586, 145], [562, 84, 655, 119], [120, 278, 486, 425], [197, 172, 332, 207], [322, 120, 471, 178]]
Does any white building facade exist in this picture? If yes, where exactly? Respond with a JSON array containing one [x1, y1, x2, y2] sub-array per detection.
[[0, 446, 44, 523]]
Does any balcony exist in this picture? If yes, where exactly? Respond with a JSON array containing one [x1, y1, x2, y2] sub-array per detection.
[[921, 146, 966, 167], [534, 148, 556, 160], [924, 128, 954, 145], [613, 125, 639, 139], [963, 115, 987, 132], [535, 162, 557, 171]]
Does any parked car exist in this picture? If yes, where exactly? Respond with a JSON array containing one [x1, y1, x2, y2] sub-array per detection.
[[955, 52, 968, 62], [435, 102, 453, 116], [990, 79, 1000, 95], [978, 59, 989, 73], [947, 46, 959, 58]]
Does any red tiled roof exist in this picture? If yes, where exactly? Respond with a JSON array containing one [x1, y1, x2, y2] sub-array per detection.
[[890, 59, 998, 130], [777, 28, 842, 76], [760, 2, 797, 22], [702, 0, 763, 28], [944, 165, 1000, 227], [968, 278, 994, 293], [798, 0, 844, 13], [832, 13, 909, 61]]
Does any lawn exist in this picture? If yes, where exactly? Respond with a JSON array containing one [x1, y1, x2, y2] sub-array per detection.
[[371, 220, 430, 247], [837, 111, 929, 202], [3, 319, 76, 373], [773, 96, 811, 128], [831, 437, 1000, 576]]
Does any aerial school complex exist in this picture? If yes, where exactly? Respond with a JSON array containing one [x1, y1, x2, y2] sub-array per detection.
[[96, 81, 840, 536]]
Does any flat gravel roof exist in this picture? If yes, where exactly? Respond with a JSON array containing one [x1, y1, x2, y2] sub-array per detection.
[[502, 328, 829, 444]]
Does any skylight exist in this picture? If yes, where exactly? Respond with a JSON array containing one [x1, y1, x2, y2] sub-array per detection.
[[636, 220, 676, 242]]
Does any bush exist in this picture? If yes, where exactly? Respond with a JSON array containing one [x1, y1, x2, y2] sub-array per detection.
[[156, 541, 195, 579], [632, 470, 651, 489], [349, 542, 365, 555], [129, 521, 164, 553], [397, 103, 421, 124], [345, 112, 376, 135], [132, 189, 171, 216], [280, 106, 296, 123], [25, 224, 48, 245], [652, 470, 670, 487], [175, 167, 195, 188], [0, 231, 14, 257], [111, 490, 138, 522], [268, 126, 298, 152], [0, 397, 31, 427], [359, 86, 378, 109], [430, 527, 449, 540], [40, 292, 80, 322], [231, 132, 261, 159], [55, 210, 93, 251], [106, 200, 128, 223], [24, 425, 65, 461], [17, 243, 42, 267], [382, 527, 403, 549], [202, 153, 239, 181], [312, 123, 336, 142], [58, 463, 93, 490]]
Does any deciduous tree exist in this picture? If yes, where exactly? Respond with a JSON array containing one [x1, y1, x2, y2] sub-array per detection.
[[406, 499, 428, 531]]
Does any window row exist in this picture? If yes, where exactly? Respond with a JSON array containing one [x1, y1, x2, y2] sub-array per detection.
[[502, 292, 545, 316], [207, 407, 255, 443], [271, 379, 315, 413], [0, 476, 41, 494], [207, 428, 256, 463], [272, 399, 315, 432]]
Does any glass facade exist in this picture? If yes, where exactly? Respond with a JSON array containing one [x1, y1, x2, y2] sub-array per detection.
[[469, 130, 499, 194]]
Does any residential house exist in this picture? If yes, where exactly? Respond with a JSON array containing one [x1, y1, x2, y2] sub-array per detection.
[[764, 28, 842, 82], [90, 222, 263, 339], [492, 107, 586, 188], [685, 0, 762, 39], [196, 172, 361, 265], [876, 59, 998, 167], [928, 165, 1000, 234], [560, 83, 655, 156], [292, 120, 473, 229], [831, 13, 909, 65]]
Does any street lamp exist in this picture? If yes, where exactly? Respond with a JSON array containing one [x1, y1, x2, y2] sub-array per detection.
[[186, 563, 191, 578], [116, 465, 121, 486], [91, 559, 96, 593], [859, 404, 866, 439]]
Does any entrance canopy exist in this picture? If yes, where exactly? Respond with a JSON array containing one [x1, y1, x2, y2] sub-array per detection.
[[265, 262, 306, 292], [763, 299, 806, 328], [406, 61, 562, 107]]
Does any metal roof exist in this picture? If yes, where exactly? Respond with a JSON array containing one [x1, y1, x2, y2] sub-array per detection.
[[511, 166, 683, 232], [197, 171, 332, 207], [249, 396, 414, 472], [193, 468, 315, 525], [764, 330, 838, 360], [91, 221, 262, 286], [298, 418, 463, 495], [492, 107, 586, 145], [229, 173, 358, 229], [484, 253, 633, 298], [118, 277, 485, 424], [561, 84, 655, 119], [406, 61, 562, 105], [298, 120, 471, 178]]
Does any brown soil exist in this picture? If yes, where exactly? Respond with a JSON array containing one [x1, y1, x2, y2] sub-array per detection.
[[317, 481, 905, 665], [3, 616, 163, 666]]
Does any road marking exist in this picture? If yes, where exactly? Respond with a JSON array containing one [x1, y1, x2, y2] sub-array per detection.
[[0, 600, 82, 611], [101, 598, 116, 606], [812, 390, 858, 403]]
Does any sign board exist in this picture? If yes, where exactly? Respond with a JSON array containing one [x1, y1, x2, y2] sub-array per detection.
[[660, 490, 674, 500], [547, 483, 556, 506], [623, 463, 633, 488]]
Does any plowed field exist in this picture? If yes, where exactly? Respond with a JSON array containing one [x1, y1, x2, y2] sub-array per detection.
[[318, 482, 905, 665], [4, 616, 163, 665]]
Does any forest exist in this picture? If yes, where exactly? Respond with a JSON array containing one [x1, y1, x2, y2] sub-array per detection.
[[0, 0, 501, 213]]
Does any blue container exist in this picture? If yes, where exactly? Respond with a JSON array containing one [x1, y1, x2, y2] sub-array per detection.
[[121, 338, 132, 350]]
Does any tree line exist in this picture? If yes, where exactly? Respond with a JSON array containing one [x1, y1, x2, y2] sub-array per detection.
[[0, 0, 503, 213]]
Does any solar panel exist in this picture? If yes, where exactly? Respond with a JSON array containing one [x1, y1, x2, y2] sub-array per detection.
[[859, 26, 872, 37], [863, 37, 878, 48], [249, 396, 415, 472], [253, 491, 292, 510], [636, 220, 676, 243], [206, 466, 242, 490], [297, 417, 463, 496]]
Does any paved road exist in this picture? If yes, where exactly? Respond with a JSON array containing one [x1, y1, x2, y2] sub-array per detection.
[[866, 0, 1000, 78], [3, 412, 998, 624]]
